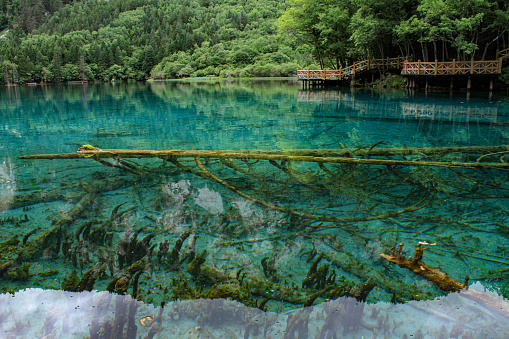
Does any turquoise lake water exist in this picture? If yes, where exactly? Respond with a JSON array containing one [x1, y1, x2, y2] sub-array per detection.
[[2, 80, 509, 338]]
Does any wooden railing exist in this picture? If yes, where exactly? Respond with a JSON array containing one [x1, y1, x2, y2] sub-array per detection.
[[298, 51, 509, 80], [297, 56, 408, 81], [401, 59, 502, 75], [496, 47, 509, 60]]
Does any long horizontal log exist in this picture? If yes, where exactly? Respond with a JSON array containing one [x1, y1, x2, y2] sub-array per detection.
[[18, 145, 509, 169], [19, 145, 509, 159], [217, 145, 509, 157]]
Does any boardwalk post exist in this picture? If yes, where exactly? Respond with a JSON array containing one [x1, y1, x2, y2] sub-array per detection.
[[417, 60, 421, 75], [452, 59, 456, 74], [435, 60, 438, 75], [470, 59, 474, 74], [323, 69, 326, 80], [498, 58, 503, 74], [351, 65, 356, 87]]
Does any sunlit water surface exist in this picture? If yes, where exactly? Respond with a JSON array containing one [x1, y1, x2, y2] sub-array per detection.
[[1, 80, 509, 338]]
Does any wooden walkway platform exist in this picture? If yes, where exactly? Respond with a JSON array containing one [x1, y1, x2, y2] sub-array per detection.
[[297, 48, 509, 82], [401, 59, 503, 75], [297, 56, 408, 81]]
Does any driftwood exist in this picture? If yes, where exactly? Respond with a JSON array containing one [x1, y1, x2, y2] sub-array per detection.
[[380, 242, 469, 292]]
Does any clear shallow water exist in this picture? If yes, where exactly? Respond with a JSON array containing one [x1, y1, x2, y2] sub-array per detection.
[[2, 80, 509, 337]]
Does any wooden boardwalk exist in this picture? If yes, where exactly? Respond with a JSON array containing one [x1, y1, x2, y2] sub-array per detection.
[[297, 48, 509, 81], [297, 56, 408, 81], [401, 59, 503, 75]]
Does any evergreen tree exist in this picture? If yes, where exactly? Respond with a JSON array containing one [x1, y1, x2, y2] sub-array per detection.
[[142, 45, 156, 74], [79, 52, 87, 81], [51, 45, 62, 81]]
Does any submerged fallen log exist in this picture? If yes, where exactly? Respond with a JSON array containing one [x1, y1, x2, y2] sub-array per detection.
[[18, 144, 509, 169], [19, 144, 509, 159], [17, 144, 509, 228], [380, 242, 469, 292]]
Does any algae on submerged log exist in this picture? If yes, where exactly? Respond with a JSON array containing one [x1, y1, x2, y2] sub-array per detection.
[[380, 242, 469, 292], [19, 144, 509, 170]]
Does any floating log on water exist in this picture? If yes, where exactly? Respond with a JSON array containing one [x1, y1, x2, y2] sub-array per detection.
[[18, 144, 509, 170]]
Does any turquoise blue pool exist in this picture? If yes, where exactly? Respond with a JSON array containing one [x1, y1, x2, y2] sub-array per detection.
[[1, 80, 509, 338]]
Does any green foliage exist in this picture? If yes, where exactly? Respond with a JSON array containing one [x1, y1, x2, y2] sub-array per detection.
[[395, 0, 495, 60], [0, 0, 508, 84], [279, 0, 509, 69], [371, 74, 407, 88], [500, 67, 509, 86], [61, 63, 79, 81], [0, 0, 307, 84]]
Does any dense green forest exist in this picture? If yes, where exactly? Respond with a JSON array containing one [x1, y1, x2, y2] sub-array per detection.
[[279, 0, 509, 69], [0, 0, 308, 83], [0, 0, 508, 84]]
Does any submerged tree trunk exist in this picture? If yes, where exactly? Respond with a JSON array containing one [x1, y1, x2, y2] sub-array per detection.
[[19, 145, 509, 171]]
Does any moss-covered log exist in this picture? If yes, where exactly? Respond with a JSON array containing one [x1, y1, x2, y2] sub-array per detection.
[[380, 242, 469, 292], [18, 145, 509, 169]]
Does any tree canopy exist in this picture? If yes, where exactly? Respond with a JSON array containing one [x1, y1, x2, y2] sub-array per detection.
[[0, 0, 508, 84], [0, 0, 304, 84], [278, 0, 509, 68]]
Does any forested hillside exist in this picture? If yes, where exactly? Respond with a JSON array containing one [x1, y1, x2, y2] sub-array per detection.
[[0, 0, 308, 84], [1, 0, 509, 84]]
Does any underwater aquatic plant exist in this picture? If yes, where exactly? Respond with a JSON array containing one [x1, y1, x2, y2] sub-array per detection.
[[116, 228, 155, 270], [5, 262, 30, 281], [302, 252, 334, 290], [168, 230, 192, 270], [261, 253, 278, 281]]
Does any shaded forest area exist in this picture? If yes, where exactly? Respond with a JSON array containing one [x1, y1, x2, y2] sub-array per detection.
[[0, 0, 509, 84]]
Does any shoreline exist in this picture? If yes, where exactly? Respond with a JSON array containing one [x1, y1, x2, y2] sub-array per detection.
[[2, 76, 508, 94]]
